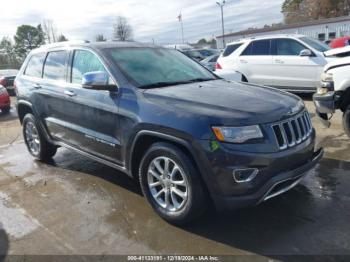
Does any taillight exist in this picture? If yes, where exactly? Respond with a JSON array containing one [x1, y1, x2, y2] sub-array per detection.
[[0, 77, 7, 86], [215, 63, 222, 70]]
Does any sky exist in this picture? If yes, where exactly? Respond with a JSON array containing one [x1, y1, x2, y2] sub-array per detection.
[[0, 0, 284, 44]]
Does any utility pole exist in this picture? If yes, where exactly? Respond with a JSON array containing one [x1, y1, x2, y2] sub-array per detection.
[[216, 0, 226, 48], [177, 12, 185, 44]]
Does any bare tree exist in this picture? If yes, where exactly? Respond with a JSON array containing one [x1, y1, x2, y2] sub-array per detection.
[[42, 19, 58, 43], [113, 16, 133, 41], [57, 34, 68, 42], [282, 0, 350, 24], [95, 34, 107, 42]]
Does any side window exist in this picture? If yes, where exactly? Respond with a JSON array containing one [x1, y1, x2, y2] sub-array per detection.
[[241, 40, 270, 56], [43, 51, 69, 81], [241, 42, 253, 56], [222, 43, 242, 57], [71, 50, 107, 84], [24, 53, 45, 78], [209, 55, 219, 62], [273, 39, 306, 56]]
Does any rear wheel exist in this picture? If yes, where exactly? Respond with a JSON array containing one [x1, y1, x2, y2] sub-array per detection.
[[343, 106, 350, 138], [23, 114, 57, 161], [139, 142, 207, 224]]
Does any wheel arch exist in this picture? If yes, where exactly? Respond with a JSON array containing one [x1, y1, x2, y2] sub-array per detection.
[[17, 100, 34, 124], [128, 131, 197, 178], [339, 89, 350, 112], [128, 131, 214, 205]]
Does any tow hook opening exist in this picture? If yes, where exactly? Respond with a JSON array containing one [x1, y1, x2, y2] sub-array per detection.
[[233, 168, 259, 183]]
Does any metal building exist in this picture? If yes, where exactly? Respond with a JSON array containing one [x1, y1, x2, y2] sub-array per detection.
[[216, 15, 350, 48]]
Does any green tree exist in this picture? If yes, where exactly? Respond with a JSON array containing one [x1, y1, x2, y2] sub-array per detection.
[[197, 38, 207, 45], [0, 37, 21, 69], [14, 24, 45, 59]]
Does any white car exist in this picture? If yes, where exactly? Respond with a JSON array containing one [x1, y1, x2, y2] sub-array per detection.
[[216, 34, 335, 92], [313, 46, 350, 137], [214, 69, 242, 82]]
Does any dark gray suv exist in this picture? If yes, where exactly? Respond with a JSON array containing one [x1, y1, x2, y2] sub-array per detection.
[[15, 41, 323, 224]]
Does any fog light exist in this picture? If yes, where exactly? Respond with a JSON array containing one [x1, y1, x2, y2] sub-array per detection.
[[317, 87, 329, 95], [233, 168, 259, 183]]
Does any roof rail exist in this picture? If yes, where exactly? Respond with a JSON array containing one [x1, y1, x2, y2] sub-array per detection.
[[38, 40, 90, 49]]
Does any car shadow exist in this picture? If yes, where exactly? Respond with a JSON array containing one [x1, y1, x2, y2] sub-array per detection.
[[296, 93, 313, 101], [180, 157, 350, 257], [44, 148, 350, 257], [0, 223, 9, 262], [47, 149, 142, 196]]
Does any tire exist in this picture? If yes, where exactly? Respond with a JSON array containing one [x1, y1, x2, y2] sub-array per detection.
[[343, 106, 350, 138], [22, 114, 57, 161], [1, 106, 10, 114], [241, 74, 248, 83], [139, 142, 207, 224]]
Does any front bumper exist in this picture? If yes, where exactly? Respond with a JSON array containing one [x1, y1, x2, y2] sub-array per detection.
[[0, 96, 10, 109], [313, 91, 336, 114], [211, 148, 323, 210], [313, 90, 342, 127]]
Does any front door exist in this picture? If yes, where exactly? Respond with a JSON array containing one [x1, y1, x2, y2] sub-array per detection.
[[271, 38, 325, 90], [62, 49, 122, 164]]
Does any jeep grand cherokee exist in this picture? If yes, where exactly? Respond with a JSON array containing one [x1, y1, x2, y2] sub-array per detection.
[[15, 41, 323, 224]]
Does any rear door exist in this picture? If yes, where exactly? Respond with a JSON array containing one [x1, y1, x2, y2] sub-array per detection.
[[271, 38, 324, 90], [39, 49, 73, 141], [238, 39, 274, 85]]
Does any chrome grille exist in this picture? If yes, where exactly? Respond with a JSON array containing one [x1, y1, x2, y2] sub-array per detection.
[[272, 111, 312, 150]]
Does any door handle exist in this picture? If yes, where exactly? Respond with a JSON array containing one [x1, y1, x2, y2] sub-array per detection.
[[240, 59, 248, 64], [64, 90, 76, 97], [275, 59, 284, 64], [33, 83, 41, 89]]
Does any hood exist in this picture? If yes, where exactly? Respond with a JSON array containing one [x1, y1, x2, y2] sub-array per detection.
[[325, 56, 350, 72], [143, 80, 303, 125], [324, 46, 350, 57]]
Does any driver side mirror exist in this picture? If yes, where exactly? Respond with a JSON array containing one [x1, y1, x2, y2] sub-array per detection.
[[82, 71, 117, 91], [299, 49, 313, 57]]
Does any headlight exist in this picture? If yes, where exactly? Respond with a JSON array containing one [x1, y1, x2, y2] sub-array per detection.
[[0, 87, 7, 95], [212, 125, 263, 143], [318, 72, 334, 95], [321, 72, 333, 82]]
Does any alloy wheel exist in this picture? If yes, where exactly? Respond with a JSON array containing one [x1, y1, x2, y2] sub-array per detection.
[[147, 156, 188, 212], [25, 121, 41, 155]]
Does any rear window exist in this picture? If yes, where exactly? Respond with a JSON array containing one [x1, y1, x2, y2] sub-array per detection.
[[43, 51, 69, 81], [222, 43, 242, 57], [24, 54, 45, 78], [241, 40, 271, 56]]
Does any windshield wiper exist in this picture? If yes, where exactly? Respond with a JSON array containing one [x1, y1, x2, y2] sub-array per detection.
[[187, 78, 215, 83], [139, 81, 192, 89], [139, 78, 215, 89]]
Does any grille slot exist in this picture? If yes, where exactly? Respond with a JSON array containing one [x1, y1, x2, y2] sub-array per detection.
[[272, 110, 313, 150]]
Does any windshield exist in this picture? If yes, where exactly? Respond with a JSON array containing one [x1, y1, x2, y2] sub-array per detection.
[[300, 37, 330, 52], [106, 47, 217, 88], [197, 49, 219, 57], [182, 50, 204, 59]]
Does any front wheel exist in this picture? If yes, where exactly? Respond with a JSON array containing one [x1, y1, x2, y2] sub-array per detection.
[[139, 142, 207, 224], [343, 106, 350, 138], [1, 106, 10, 114], [23, 114, 57, 161]]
